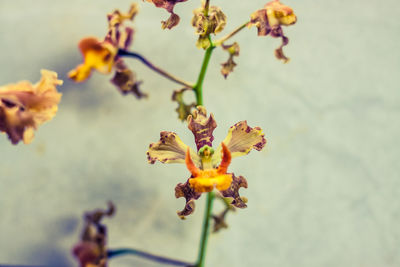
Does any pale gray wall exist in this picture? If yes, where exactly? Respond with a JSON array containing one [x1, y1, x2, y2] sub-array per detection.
[[1, 0, 399, 266]]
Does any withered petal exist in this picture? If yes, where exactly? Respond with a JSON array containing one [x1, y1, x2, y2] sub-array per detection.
[[212, 209, 229, 233], [162, 13, 180, 30], [171, 87, 196, 121], [249, 9, 271, 36], [111, 60, 147, 99], [220, 42, 240, 79], [145, 0, 188, 29], [249, 1, 296, 62], [74, 202, 115, 267]]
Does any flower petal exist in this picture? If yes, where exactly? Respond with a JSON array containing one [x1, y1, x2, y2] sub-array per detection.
[[187, 106, 217, 151], [220, 42, 240, 79], [106, 4, 138, 49], [68, 37, 117, 82], [175, 179, 201, 219], [0, 70, 62, 144], [171, 87, 196, 121], [265, 0, 297, 27], [111, 60, 147, 98], [220, 174, 248, 208], [147, 131, 200, 165], [73, 202, 114, 267], [211, 121, 266, 165]]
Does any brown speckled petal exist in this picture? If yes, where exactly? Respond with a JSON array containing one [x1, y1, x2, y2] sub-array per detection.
[[147, 131, 201, 166], [187, 106, 217, 151], [220, 174, 248, 208], [211, 121, 266, 166], [175, 179, 202, 219]]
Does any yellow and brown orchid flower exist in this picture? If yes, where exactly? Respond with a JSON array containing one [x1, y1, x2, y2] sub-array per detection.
[[68, 4, 146, 98], [0, 70, 62, 145], [249, 0, 297, 62], [147, 106, 266, 218]]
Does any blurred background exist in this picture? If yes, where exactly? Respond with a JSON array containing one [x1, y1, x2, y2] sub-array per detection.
[[1, 0, 399, 266]]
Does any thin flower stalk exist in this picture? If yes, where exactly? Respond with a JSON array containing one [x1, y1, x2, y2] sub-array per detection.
[[118, 49, 193, 88], [108, 248, 194, 266], [214, 21, 250, 46]]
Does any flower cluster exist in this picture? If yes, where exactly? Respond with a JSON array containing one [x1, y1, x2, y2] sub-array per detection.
[[249, 0, 297, 62], [147, 106, 266, 218], [69, 4, 147, 98], [73, 202, 115, 267], [192, 5, 227, 49], [0, 70, 62, 145]]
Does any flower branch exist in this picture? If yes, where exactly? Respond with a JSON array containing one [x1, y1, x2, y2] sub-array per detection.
[[118, 49, 194, 88], [214, 21, 250, 46], [108, 248, 194, 266]]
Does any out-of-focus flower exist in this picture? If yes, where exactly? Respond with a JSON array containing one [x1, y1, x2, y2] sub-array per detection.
[[73, 202, 115, 267], [249, 0, 297, 62], [147, 106, 266, 218], [0, 70, 62, 145], [144, 0, 188, 29], [220, 42, 240, 79], [192, 5, 227, 49], [69, 4, 146, 98]]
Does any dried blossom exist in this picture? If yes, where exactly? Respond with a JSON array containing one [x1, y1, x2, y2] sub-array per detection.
[[172, 87, 196, 121], [73, 202, 115, 267], [144, 0, 188, 29], [220, 42, 240, 78], [69, 4, 147, 97], [249, 0, 297, 62], [147, 106, 266, 218], [0, 70, 62, 145], [192, 5, 227, 49]]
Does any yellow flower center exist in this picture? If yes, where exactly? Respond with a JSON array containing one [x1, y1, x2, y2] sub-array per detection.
[[185, 142, 232, 193]]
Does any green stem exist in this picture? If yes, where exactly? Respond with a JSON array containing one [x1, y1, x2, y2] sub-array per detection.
[[108, 248, 194, 266], [196, 192, 215, 267], [193, 41, 215, 106]]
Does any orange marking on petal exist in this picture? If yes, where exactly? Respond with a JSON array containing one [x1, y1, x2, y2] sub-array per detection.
[[217, 142, 231, 174], [186, 148, 200, 177]]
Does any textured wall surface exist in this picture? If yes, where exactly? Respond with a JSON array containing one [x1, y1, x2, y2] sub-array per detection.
[[1, 0, 400, 266]]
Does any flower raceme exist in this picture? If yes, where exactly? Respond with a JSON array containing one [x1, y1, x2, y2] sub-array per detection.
[[0, 70, 62, 145], [249, 0, 297, 62], [147, 106, 266, 218], [68, 4, 146, 98]]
